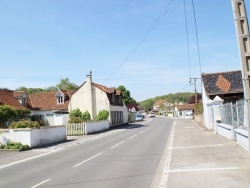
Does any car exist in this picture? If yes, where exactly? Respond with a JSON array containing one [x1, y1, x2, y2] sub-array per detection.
[[135, 114, 144, 121], [149, 113, 155, 118]]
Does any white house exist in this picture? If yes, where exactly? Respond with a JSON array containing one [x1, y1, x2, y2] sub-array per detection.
[[69, 72, 128, 126], [27, 90, 73, 126], [174, 104, 195, 119]]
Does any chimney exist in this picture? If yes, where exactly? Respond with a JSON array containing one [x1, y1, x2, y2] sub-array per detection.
[[86, 70, 92, 83]]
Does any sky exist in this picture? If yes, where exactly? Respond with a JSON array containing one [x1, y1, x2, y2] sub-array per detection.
[[0, 0, 249, 102]]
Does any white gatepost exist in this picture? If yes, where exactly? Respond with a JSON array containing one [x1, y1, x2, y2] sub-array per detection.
[[212, 96, 224, 133], [206, 99, 214, 130]]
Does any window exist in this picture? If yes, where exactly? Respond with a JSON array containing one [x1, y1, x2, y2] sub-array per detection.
[[112, 94, 115, 103], [57, 96, 64, 104], [22, 98, 26, 106]]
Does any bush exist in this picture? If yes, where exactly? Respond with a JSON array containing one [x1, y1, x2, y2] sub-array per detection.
[[96, 110, 109, 121], [9, 120, 40, 129], [2, 141, 30, 151], [68, 116, 83, 123], [82, 111, 91, 122]]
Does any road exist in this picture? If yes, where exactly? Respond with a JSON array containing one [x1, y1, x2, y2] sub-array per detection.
[[0, 116, 174, 188]]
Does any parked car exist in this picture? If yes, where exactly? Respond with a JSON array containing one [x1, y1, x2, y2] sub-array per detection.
[[135, 114, 144, 121], [149, 113, 155, 118]]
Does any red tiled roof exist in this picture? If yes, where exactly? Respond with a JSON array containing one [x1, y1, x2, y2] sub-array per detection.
[[154, 100, 166, 106], [176, 104, 195, 110], [126, 103, 139, 111], [0, 90, 28, 109], [27, 90, 71, 111], [92, 82, 118, 94]]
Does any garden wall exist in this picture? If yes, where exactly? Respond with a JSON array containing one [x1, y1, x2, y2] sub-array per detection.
[[1, 126, 66, 148]]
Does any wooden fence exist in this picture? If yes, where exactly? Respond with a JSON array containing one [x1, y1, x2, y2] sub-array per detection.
[[66, 123, 85, 136]]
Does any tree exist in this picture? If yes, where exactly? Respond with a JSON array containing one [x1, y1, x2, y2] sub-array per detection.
[[0, 105, 14, 127], [188, 93, 202, 104], [116, 85, 136, 105], [138, 99, 154, 111], [55, 77, 78, 90]]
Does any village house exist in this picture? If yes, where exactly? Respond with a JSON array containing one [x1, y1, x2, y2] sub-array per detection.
[[69, 72, 128, 126], [27, 90, 74, 126], [201, 70, 250, 150], [174, 104, 195, 118]]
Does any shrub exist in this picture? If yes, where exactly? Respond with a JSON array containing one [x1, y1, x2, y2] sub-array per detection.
[[69, 108, 82, 119], [96, 110, 109, 121], [9, 120, 40, 129], [82, 110, 91, 122], [68, 116, 83, 123], [2, 141, 30, 151]]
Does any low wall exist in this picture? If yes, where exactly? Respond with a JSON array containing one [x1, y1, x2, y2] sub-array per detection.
[[85, 121, 109, 135], [1, 126, 66, 148], [235, 129, 249, 150], [217, 123, 234, 140]]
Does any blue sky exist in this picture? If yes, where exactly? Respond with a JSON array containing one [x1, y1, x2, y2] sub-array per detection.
[[0, 0, 249, 101]]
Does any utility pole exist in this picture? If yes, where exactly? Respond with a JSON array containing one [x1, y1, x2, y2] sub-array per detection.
[[232, 0, 250, 127], [232, 0, 250, 149], [190, 78, 201, 104]]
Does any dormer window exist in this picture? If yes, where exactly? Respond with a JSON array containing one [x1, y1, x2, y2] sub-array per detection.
[[57, 96, 64, 104], [55, 90, 65, 104], [22, 98, 26, 106]]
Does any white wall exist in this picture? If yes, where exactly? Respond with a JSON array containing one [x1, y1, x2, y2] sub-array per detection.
[[2, 126, 67, 148], [85, 121, 109, 134], [31, 110, 68, 126]]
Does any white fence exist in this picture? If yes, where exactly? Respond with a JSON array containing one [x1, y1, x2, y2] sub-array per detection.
[[66, 123, 85, 136], [66, 121, 110, 136]]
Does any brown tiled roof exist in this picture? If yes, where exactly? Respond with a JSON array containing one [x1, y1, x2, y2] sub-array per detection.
[[92, 82, 121, 95], [126, 103, 139, 111], [0, 89, 28, 109], [154, 100, 166, 106], [202, 70, 243, 95], [27, 90, 71, 111], [176, 104, 195, 110]]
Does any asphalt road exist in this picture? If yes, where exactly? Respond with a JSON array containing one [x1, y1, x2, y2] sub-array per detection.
[[0, 116, 173, 188]]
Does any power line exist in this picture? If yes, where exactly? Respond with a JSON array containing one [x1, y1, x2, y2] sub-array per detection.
[[183, 0, 191, 78], [191, 0, 202, 76], [191, 0, 202, 96], [103, 0, 177, 83]]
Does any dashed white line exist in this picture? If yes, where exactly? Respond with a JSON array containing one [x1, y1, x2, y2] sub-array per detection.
[[139, 130, 144, 134], [30, 178, 51, 188], [111, 141, 125, 149], [73, 152, 103, 168], [129, 135, 137, 139]]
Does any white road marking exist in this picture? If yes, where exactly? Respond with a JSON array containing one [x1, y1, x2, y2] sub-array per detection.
[[165, 167, 238, 173], [129, 135, 137, 139], [139, 130, 144, 133], [110, 141, 125, 149], [30, 178, 51, 188], [172, 143, 232, 150], [73, 152, 103, 168], [160, 121, 176, 188]]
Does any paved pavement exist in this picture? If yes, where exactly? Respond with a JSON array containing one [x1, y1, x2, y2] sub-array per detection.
[[161, 118, 250, 188], [1, 118, 250, 188]]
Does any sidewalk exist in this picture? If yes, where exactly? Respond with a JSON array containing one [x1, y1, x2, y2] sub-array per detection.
[[162, 118, 250, 188]]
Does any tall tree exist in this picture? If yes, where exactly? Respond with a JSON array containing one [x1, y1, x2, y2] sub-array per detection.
[[55, 77, 78, 90], [116, 85, 136, 105]]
